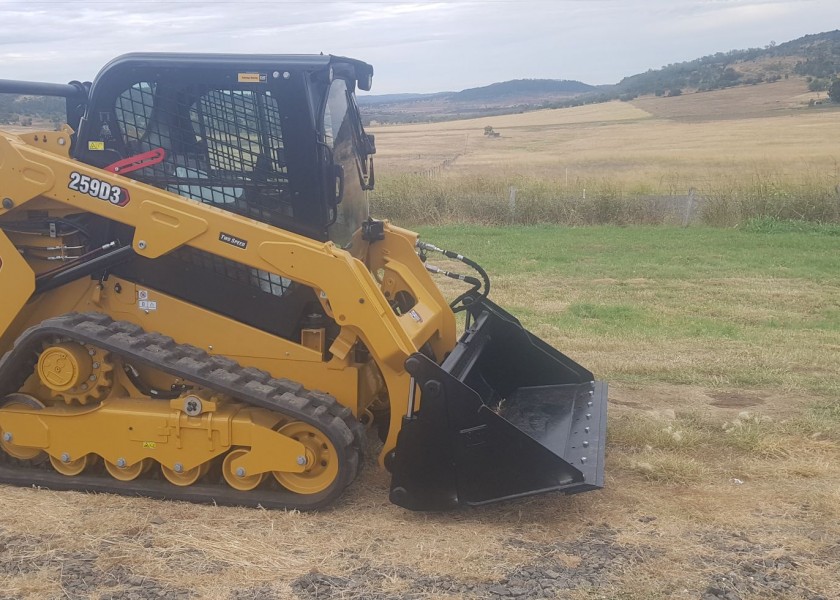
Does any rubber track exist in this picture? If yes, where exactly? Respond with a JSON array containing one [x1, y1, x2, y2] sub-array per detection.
[[0, 312, 365, 510]]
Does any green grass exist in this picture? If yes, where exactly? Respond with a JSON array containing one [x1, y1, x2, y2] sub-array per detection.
[[418, 225, 840, 400], [742, 216, 840, 235], [418, 224, 839, 281]]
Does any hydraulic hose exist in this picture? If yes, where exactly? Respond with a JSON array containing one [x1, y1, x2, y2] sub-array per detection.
[[417, 241, 491, 314]]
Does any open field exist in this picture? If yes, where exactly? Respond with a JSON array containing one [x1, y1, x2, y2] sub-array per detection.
[[370, 78, 840, 182], [368, 78, 840, 226], [1, 225, 837, 599]]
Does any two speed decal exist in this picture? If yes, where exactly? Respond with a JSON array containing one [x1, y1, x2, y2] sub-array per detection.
[[69, 172, 130, 206]]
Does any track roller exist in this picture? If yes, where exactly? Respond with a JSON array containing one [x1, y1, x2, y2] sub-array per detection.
[[105, 458, 154, 481], [50, 453, 96, 476], [223, 448, 266, 491], [161, 462, 210, 487]]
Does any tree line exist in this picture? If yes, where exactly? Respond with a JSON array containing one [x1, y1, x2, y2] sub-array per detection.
[[0, 94, 65, 126]]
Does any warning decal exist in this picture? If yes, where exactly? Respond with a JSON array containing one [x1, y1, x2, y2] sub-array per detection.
[[237, 72, 267, 83]]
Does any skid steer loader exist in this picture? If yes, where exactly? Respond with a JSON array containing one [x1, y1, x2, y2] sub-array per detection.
[[0, 54, 607, 510]]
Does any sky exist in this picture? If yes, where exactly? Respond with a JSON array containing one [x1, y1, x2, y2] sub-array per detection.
[[0, 0, 839, 95]]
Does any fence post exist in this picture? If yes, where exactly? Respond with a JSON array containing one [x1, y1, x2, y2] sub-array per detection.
[[509, 186, 517, 218], [683, 187, 696, 226]]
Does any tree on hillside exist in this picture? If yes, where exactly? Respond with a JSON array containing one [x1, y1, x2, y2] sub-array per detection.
[[829, 80, 840, 103]]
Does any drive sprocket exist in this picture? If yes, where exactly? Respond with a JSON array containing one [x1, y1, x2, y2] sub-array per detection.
[[36, 340, 113, 405]]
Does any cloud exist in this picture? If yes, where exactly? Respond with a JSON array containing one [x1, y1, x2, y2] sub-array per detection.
[[0, 0, 838, 92]]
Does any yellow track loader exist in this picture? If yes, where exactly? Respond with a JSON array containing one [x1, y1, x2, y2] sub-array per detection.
[[0, 54, 606, 510]]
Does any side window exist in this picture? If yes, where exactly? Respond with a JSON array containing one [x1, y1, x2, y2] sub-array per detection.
[[323, 79, 369, 247], [323, 80, 349, 150], [115, 82, 155, 143]]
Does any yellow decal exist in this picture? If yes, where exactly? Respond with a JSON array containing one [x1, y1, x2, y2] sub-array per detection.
[[88, 141, 105, 151], [237, 72, 266, 83], [142, 441, 157, 449]]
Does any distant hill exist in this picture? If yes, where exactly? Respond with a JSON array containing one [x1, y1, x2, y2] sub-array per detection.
[[451, 79, 595, 101], [359, 78, 596, 123], [615, 29, 840, 97], [357, 92, 446, 105], [360, 30, 840, 123]]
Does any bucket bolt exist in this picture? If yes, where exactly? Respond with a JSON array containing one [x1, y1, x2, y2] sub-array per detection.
[[174, 463, 184, 473], [61, 452, 71, 463], [2, 432, 11, 442]]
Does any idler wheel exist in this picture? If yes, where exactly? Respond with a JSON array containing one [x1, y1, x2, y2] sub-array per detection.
[[0, 393, 46, 461], [272, 422, 338, 494]]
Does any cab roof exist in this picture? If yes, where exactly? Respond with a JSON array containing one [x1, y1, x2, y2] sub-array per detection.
[[94, 53, 374, 91]]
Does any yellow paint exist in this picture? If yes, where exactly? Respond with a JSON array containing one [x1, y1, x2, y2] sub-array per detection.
[[0, 123, 458, 467]]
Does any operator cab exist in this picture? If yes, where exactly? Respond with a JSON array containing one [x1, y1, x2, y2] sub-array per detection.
[[74, 53, 375, 246]]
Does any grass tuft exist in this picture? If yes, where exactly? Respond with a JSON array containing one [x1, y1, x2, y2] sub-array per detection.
[[622, 451, 712, 484]]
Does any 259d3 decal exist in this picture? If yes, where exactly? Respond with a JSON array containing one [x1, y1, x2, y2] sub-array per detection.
[[69, 172, 130, 206]]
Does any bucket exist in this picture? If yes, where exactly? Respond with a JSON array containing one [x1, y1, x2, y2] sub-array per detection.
[[389, 298, 607, 510]]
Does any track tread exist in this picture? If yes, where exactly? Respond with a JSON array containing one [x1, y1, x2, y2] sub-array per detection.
[[0, 312, 365, 510]]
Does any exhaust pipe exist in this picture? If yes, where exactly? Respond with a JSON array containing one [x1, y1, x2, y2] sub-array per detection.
[[389, 298, 607, 510]]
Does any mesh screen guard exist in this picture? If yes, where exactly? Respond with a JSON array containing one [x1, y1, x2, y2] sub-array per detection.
[[114, 82, 292, 225], [112, 81, 296, 298]]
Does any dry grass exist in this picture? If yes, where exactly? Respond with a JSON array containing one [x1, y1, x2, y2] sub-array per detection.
[[370, 77, 840, 184], [2, 402, 837, 599], [369, 77, 840, 226]]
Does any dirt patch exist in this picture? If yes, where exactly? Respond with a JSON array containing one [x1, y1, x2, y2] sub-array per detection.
[[0, 527, 190, 600], [698, 530, 827, 600], [62, 561, 188, 600], [709, 392, 765, 409], [290, 525, 664, 599], [607, 383, 809, 420]]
